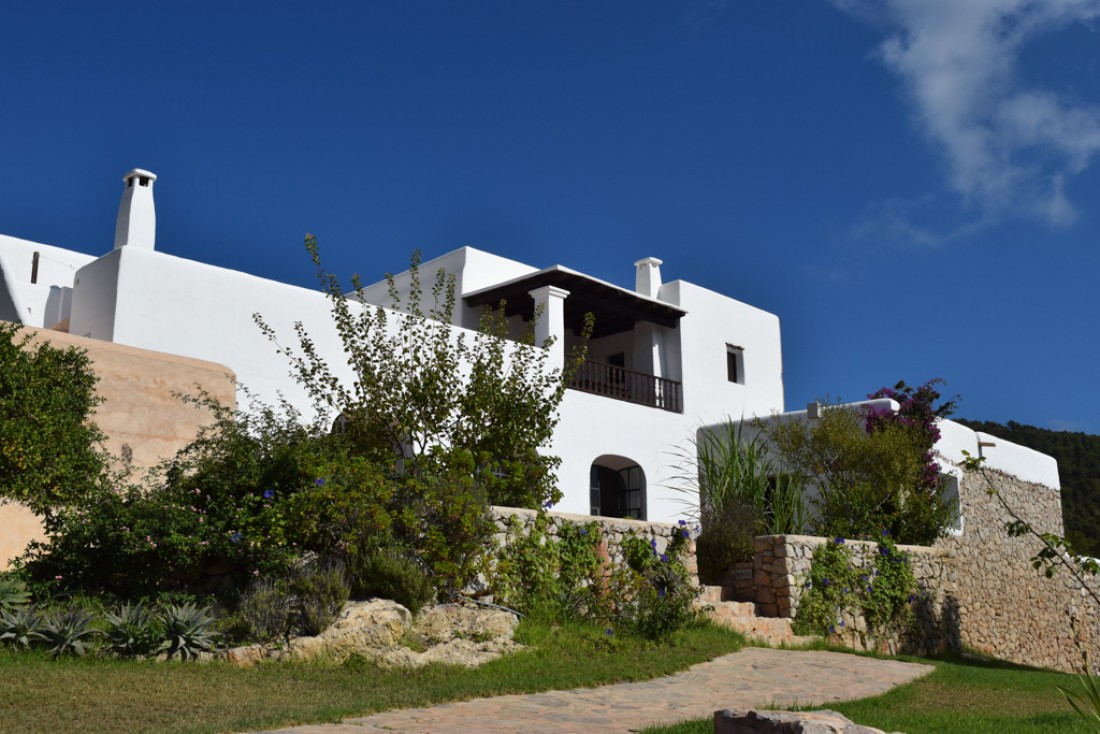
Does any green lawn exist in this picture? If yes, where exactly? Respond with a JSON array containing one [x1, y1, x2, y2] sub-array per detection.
[[644, 653, 1095, 734], [0, 620, 745, 734]]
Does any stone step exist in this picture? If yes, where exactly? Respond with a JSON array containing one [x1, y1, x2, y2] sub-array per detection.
[[702, 601, 820, 647], [698, 585, 726, 603]]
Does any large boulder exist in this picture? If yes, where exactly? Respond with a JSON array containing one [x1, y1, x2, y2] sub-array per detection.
[[714, 709, 901, 734], [231, 599, 522, 667]]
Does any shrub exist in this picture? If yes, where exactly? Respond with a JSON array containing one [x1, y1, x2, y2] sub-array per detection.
[[489, 512, 603, 621], [793, 534, 917, 638], [768, 400, 955, 544], [348, 550, 434, 614], [235, 578, 294, 644], [694, 499, 756, 583], [287, 560, 349, 636], [392, 450, 497, 599], [255, 240, 592, 512], [17, 398, 339, 600], [612, 533, 700, 641], [0, 574, 30, 612], [0, 322, 109, 518]]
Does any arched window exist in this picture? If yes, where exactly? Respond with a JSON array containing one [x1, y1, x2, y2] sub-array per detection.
[[589, 456, 646, 520]]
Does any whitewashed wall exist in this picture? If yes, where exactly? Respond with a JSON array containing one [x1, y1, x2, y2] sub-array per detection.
[[24, 237, 788, 524], [0, 235, 96, 326]]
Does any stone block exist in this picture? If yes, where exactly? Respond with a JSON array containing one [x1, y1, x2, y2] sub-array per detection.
[[714, 708, 891, 733]]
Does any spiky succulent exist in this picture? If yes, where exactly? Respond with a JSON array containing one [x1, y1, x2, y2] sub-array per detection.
[[39, 606, 100, 658], [161, 602, 217, 660], [0, 605, 44, 650], [103, 602, 164, 658]]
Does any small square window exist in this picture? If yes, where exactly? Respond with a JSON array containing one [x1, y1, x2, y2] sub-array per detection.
[[726, 344, 744, 384]]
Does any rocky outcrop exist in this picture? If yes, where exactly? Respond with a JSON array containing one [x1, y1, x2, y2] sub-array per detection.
[[224, 599, 522, 668], [714, 709, 899, 734]]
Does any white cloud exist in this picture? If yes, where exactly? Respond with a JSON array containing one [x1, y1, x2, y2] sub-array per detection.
[[835, 0, 1100, 228]]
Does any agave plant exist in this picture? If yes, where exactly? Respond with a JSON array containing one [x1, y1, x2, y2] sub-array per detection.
[[161, 602, 217, 660], [0, 575, 30, 613], [0, 605, 45, 650], [103, 602, 165, 658], [39, 606, 101, 658]]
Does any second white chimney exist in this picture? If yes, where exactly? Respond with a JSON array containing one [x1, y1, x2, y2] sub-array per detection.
[[634, 257, 663, 299], [114, 169, 157, 250]]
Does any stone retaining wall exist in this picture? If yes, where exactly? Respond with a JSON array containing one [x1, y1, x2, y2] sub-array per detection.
[[745, 468, 1100, 672], [489, 506, 697, 580]]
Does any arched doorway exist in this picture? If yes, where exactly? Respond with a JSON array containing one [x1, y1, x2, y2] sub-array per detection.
[[589, 455, 646, 520]]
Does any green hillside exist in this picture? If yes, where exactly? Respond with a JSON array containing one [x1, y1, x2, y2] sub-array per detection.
[[955, 419, 1100, 557]]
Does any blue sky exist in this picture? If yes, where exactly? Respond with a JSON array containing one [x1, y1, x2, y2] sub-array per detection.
[[2, 1, 1099, 434]]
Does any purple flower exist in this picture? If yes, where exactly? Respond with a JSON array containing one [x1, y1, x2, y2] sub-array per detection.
[[263, 489, 275, 500], [829, 625, 836, 633], [839, 620, 845, 627], [660, 553, 669, 563], [834, 537, 845, 545], [867, 585, 873, 593], [542, 500, 553, 509], [230, 532, 242, 544], [681, 529, 690, 539], [658, 589, 666, 598], [908, 594, 917, 603], [822, 579, 829, 587], [649, 538, 657, 549], [579, 528, 588, 536], [605, 628, 614, 636], [314, 478, 325, 487], [677, 519, 687, 526], [881, 528, 890, 537]]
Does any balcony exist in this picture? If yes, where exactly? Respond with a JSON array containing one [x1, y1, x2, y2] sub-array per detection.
[[568, 359, 683, 413]]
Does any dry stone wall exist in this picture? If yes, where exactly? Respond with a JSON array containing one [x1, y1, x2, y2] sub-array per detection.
[[940, 468, 1099, 673], [747, 468, 1100, 672], [751, 534, 955, 655], [488, 506, 697, 580]]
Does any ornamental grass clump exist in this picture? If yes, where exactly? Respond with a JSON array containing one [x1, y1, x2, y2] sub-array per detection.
[[672, 421, 805, 583]]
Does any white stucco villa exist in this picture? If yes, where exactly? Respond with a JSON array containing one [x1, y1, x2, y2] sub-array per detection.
[[0, 169, 788, 522]]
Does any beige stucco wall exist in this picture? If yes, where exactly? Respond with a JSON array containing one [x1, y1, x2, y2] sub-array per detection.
[[1, 324, 236, 570]]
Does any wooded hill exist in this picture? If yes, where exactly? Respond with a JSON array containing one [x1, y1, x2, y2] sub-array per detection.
[[955, 419, 1100, 557]]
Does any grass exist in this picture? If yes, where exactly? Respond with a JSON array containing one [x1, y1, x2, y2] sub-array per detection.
[[642, 653, 1096, 734], [0, 619, 745, 734]]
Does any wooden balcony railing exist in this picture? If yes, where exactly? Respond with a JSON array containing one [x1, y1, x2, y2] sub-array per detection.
[[568, 359, 683, 413]]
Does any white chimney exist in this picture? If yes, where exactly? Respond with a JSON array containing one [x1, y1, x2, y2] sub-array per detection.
[[114, 169, 157, 250], [634, 257, 663, 299]]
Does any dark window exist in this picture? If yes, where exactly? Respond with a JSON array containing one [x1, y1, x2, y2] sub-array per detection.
[[590, 463, 646, 520], [726, 345, 744, 384]]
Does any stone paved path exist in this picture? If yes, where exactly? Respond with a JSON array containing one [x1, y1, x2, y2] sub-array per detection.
[[249, 647, 933, 734]]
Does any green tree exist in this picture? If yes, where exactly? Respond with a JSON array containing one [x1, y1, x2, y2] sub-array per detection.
[[0, 323, 108, 519], [768, 401, 956, 544], [255, 237, 592, 510]]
